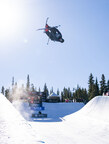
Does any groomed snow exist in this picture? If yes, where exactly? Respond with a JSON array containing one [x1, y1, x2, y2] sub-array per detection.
[[13, 101, 84, 122], [0, 94, 40, 144], [1, 94, 109, 144], [30, 96, 109, 144], [67, 96, 109, 122]]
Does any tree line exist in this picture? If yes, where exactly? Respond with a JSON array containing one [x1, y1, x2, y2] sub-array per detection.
[[1, 73, 109, 103], [73, 73, 109, 103]]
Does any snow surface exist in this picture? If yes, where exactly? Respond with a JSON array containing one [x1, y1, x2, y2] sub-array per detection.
[[1, 94, 109, 144], [0, 94, 40, 144], [30, 96, 109, 144], [13, 101, 84, 122]]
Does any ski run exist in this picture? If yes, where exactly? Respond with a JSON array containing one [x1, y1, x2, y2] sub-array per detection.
[[0, 93, 109, 144]]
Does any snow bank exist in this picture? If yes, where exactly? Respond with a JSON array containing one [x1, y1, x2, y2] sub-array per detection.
[[65, 96, 109, 123], [0, 94, 40, 144], [30, 96, 109, 144], [78, 96, 109, 122], [7, 96, 109, 144]]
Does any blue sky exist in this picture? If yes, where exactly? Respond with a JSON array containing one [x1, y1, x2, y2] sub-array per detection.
[[0, 0, 109, 92]]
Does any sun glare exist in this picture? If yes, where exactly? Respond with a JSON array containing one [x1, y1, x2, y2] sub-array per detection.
[[0, 0, 20, 39]]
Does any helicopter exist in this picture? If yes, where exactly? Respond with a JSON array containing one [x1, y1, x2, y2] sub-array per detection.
[[37, 18, 64, 44]]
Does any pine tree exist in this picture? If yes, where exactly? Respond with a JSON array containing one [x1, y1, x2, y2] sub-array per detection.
[[5, 89, 10, 99], [106, 80, 109, 92], [38, 87, 41, 93], [61, 91, 64, 102], [31, 83, 35, 92], [43, 83, 49, 100], [26, 74, 30, 91], [95, 78, 99, 96], [88, 73, 94, 95], [100, 74, 106, 95], [63, 87, 68, 100], [72, 87, 88, 103], [73, 90, 77, 102], [68, 87, 71, 99], [12, 77, 14, 87], [57, 88, 60, 95], [1, 86, 5, 95], [90, 84, 96, 99], [82, 88, 88, 103], [88, 73, 95, 100], [61, 87, 72, 101]]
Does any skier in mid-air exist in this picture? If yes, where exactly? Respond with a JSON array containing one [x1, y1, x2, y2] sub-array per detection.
[[45, 23, 64, 43], [37, 17, 64, 44]]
